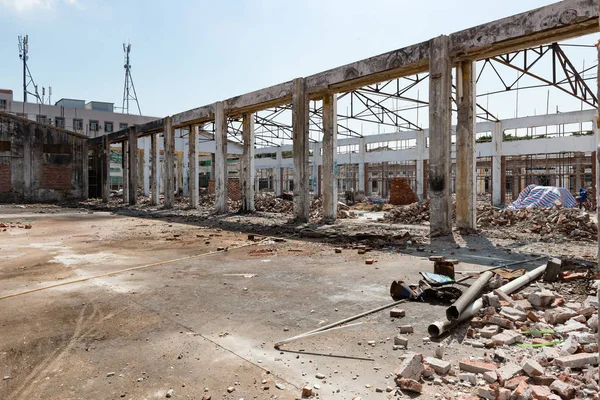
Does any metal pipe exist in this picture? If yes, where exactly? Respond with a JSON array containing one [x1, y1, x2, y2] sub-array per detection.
[[428, 263, 547, 338], [274, 299, 407, 348], [446, 271, 493, 321]]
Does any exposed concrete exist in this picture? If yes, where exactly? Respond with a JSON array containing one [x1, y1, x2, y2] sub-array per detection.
[[241, 113, 255, 212], [122, 140, 129, 204], [428, 36, 453, 237], [358, 137, 366, 193], [322, 93, 338, 221], [143, 136, 150, 196], [189, 125, 199, 209], [163, 117, 175, 209], [128, 127, 138, 206], [292, 78, 310, 222], [492, 122, 503, 206], [215, 102, 228, 213], [275, 151, 282, 196], [455, 61, 476, 230], [103, 135, 110, 203], [150, 132, 160, 206]]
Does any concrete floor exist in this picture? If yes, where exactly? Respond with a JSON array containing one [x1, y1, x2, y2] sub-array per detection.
[[0, 206, 565, 399]]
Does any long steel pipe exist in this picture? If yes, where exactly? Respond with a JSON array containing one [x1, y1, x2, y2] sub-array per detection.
[[446, 271, 494, 321], [428, 263, 547, 337]]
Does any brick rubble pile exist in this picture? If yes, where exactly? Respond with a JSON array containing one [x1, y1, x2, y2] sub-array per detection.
[[386, 275, 599, 399], [254, 192, 294, 213], [389, 177, 418, 206], [383, 201, 430, 224]]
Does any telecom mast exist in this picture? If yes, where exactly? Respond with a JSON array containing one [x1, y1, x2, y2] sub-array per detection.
[[18, 35, 42, 104], [122, 42, 142, 115]]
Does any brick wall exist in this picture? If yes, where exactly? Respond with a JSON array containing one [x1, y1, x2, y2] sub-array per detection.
[[42, 165, 72, 190], [389, 177, 417, 205], [208, 178, 241, 201], [0, 163, 10, 193]]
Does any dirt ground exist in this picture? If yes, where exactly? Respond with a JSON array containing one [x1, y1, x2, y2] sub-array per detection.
[[0, 203, 596, 400]]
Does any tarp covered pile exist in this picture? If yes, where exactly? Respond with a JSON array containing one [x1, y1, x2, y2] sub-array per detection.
[[508, 185, 577, 210]]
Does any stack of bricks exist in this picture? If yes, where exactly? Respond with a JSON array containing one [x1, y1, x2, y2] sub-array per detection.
[[208, 178, 241, 201], [389, 177, 417, 205]]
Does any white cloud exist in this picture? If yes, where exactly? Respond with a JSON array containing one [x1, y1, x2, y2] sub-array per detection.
[[0, 0, 78, 12]]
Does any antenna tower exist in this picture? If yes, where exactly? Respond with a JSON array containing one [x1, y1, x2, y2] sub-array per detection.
[[18, 35, 42, 104], [122, 42, 142, 115]]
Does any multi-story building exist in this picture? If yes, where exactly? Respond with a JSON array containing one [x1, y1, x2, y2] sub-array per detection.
[[0, 89, 158, 137]]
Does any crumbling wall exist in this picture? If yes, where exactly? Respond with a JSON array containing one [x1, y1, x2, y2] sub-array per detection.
[[208, 178, 241, 201], [0, 112, 88, 203]]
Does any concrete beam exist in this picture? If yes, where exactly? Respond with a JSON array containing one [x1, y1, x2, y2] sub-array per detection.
[[128, 127, 138, 205], [215, 101, 228, 213], [241, 113, 256, 211], [428, 35, 453, 238], [455, 61, 476, 230], [322, 93, 338, 221], [150, 132, 160, 206], [292, 78, 310, 222], [189, 125, 199, 209], [163, 117, 175, 209]]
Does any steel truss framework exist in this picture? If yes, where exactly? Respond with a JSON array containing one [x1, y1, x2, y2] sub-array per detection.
[[195, 42, 596, 148]]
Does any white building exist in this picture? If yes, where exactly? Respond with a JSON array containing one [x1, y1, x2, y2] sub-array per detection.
[[0, 89, 158, 137]]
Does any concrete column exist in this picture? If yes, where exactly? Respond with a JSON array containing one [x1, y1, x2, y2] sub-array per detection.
[[189, 125, 199, 209], [358, 137, 366, 193], [455, 61, 477, 230], [122, 140, 129, 204], [416, 130, 426, 200], [150, 133, 160, 205], [322, 93, 338, 220], [102, 135, 110, 202], [127, 127, 138, 205], [163, 117, 175, 209], [428, 35, 452, 237], [500, 156, 507, 205], [275, 151, 282, 196], [292, 77, 310, 222], [210, 153, 216, 180], [143, 136, 150, 196], [183, 134, 189, 197], [241, 112, 256, 211], [215, 101, 228, 213], [575, 152, 583, 190], [491, 122, 503, 206]]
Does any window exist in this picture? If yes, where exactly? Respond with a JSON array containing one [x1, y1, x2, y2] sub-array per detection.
[[104, 122, 113, 133], [90, 120, 99, 132], [0, 141, 10, 152], [119, 123, 128, 130], [0, 100, 6, 110], [73, 119, 83, 131], [37, 115, 47, 125], [43, 144, 71, 154], [55, 117, 65, 129]]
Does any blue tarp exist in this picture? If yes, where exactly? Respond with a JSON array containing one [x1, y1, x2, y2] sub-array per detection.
[[507, 185, 577, 210]]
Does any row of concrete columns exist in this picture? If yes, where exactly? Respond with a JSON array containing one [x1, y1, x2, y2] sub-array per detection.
[[100, 38, 478, 234]]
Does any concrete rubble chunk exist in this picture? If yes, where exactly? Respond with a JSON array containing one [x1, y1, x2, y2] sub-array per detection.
[[488, 316, 514, 329], [554, 353, 599, 369], [301, 386, 313, 398], [394, 353, 424, 381], [497, 363, 522, 381], [554, 321, 588, 334], [491, 330, 523, 346], [530, 384, 552, 400], [459, 359, 497, 374], [394, 335, 409, 347], [587, 314, 598, 331], [390, 308, 405, 318], [569, 332, 596, 344], [523, 359, 544, 377], [500, 306, 527, 322], [559, 335, 578, 355], [396, 377, 422, 393], [458, 372, 477, 385], [483, 371, 497, 383], [544, 308, 577, 325], [480, 325, 500, 338], [399, 325, 413, 334], [478, 385, 511, 400], [483, 294, 502, 309], [549, 379, 575, 399], [424, 357, 451, 375], [528, 290, 556, 308]]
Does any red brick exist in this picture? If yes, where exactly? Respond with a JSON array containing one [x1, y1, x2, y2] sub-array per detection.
[[0, 163, 10, 193], [208, 178, 241, 201], [42, 165, 72, 190], [389, 177, 417, 205]]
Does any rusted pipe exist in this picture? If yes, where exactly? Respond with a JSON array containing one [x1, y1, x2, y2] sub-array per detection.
[[428, 263, 547, 338], [446, 271, 494, 321]]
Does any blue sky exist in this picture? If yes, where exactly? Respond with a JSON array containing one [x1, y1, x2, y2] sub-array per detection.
[[0, 0, 596, 124]]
